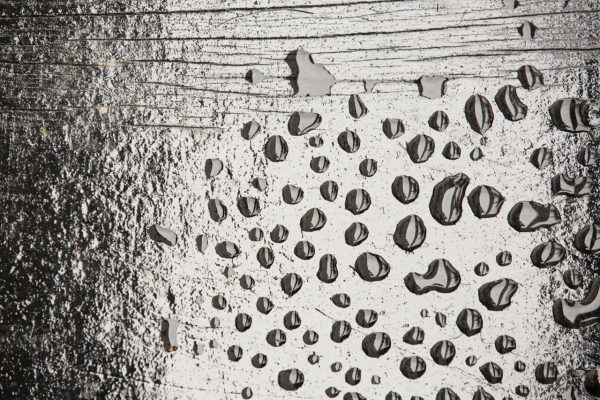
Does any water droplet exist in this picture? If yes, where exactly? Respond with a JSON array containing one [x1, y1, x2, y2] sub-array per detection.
[[266, 329, 287, 347], [430, 340, 456, 366], [256, 297, 274, 314], [435, 312, 447, 327], [354, 252, 390, 282], [574, 224, 600, 254], [456, 308, 483, 336], [205, 158, 223, 179], [429, 111, 449, 132], [577, 145, 599, 166], [308, 352, 320, 365], [466, 355, 478, 366], [281, 273, 303, 297], [436, 388, 460, 400], [535, 362, 558, 384], [442, 141, 461, 160], [251, 353, 267, 368], [507, 201, 561, 232], [364, 80, 377, 93], [549, 98, 595, 132], [515, 385, 530, 397], [584, 369, 600, 397], [495, 85, 527, 121], [227, 345, 243, 362], [465, 94, 494, 135], [241, 120, 261, 140], [283, 311, 302, 330], [317, 254, 338, 283], [345, 222, 369, 246], [309, 136, 324, 147], [349, 94, 368, 119], [473, 386, 494, 400], [196, 234, 209, 252], [235, 313, 252, 332], [152, 224, 178, 246], [326, 387, 341, 398], [288, 111, 322, 136], [294, 240, 315, 260], [270, 224, 289, 242], [403, 326, 425, 344], [331, 293, 351, 308], [164, 318, 179, 352], [320, 180, 339, 202], [517, 21, 537, 39], [310, 156, 330, 173], [238, 196, 261, 217], [356, 309, 378, 328], [563, 269, 583, 289], [407, 134, 435, 163], [405, 258, 461, 294], [278, 368, 304, 391], [344, 392, 367, 400], [252, 177, 267, 191], [386, 391, 402, 400], [496, 250, 512, 266], [362, 332, 391, 358], [264, 135, 288, 162], [417, 75, 448, 99], [300, 208, 327, 232], [246, 68, 264, 84], [474, 262, 490, 276], [400, 356, 427, 379], [331, 320, 352, 343], [345, 367, 362, 385], [345, 189, 371, 215], [429, 173, 470, 225], [530, 241, 565, 268], [470, 147, 484, 161], [338, 129, 361, 153], [331, 362, 343, 372], [242, 387, 253, 399], [240, 274, 255, 290], [215, 241, 240, 258], [495, 335, 516, 354], [480, 361, 503, 383], [208, 199, 227, 222], [468, 185, 505, 218], [553, 277, 600, 328], [392, 175, 420, 204], [303, 330, 319, 345], [359, 158, 378, 177], [282, 184, 304, 204], [292, 48, 336, 97], [383, 118, 405, 139], [394, 215, 427, 251], [517, 65, 544, 90], [551, 174, 594, 197], [478, 278, 518, 311], [530, 147, 553, 169], [515, 360, 526, 372]]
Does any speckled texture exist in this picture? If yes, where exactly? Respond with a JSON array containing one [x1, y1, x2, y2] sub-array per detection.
[[1, 1, 599, 399]]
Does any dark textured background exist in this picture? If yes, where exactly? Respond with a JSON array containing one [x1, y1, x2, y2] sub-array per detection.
[[1, 1, 600, 399]]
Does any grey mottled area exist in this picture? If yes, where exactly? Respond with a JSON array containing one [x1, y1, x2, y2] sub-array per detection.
[[1, 1, 600, 399]]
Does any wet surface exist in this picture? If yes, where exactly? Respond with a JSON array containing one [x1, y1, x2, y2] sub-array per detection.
[[2, 0, 600, 399]]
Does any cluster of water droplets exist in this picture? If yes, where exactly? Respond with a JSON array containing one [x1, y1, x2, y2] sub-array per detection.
[[148, 36, 600, 400]]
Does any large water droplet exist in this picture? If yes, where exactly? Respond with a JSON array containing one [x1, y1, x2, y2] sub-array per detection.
[[429, 173, 470, 225], [405, 259, 461, 294]]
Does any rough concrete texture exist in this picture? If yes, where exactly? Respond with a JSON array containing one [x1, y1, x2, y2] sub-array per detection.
[[1, 0, 600, 399]]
